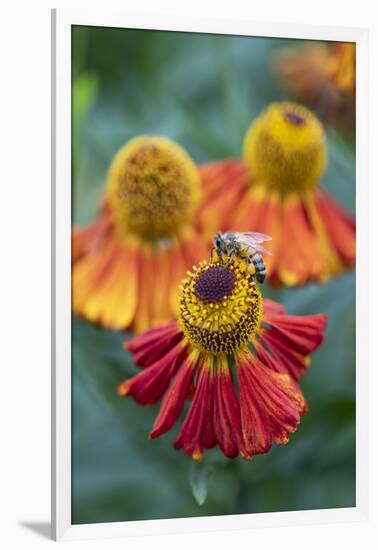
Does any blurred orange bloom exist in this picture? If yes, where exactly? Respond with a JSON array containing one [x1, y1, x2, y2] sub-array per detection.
[[73, 136, 208, 333], [198, 102, 356, 286], [273, 42, 355, 131]]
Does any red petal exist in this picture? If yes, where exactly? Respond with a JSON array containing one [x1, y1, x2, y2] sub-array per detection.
[[263, 312, 328, 356], [236, 349, 307, 456], [117, 340, 188, 405], [174, 356, 216, 459], [213, 355, 251, 459], [149, 350, 199, 439], [263, 299, 286, 316], [126, 321, 184, 368], [255, 335, 309, 382]]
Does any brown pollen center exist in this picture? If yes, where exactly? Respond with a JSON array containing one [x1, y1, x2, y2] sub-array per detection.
[[194, 266, 236, 304]]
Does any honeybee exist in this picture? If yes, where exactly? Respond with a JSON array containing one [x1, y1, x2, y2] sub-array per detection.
[[213, 231, 272, 284]]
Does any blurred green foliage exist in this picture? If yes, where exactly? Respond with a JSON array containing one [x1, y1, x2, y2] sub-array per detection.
[[72, 26, 355, 524]]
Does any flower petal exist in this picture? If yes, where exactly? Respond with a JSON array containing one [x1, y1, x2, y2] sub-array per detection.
[[278, 194, 325, 286], [263, 312, 328, 355], [174, 355, 216, 459], [255, 335, 309, 382], [72, 213, 112, 262], [213, 355, 251, 459], [315, 189, 356, 265], [149, 349, 200, 439], [303, 190, 343, 276], [73, 229, 140, 329], [236, 349, 307, 456], [126, 321, 184, 368], [117, 340, 188, 405], [263, 299, 286, 316], [198, 159, 248, 236]]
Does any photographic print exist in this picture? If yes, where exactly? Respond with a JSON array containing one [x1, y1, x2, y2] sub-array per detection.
[[71, 25, 356, 526]]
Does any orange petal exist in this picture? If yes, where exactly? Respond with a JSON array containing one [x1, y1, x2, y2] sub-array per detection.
[[278, 193, 334, 285], [132, 244, 155, 334], [198, 159, 248, 236], [315, 189, 356, 266], [303, 190, 343, 278]]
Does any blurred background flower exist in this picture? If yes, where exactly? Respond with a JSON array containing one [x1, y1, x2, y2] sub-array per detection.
[[72, 27, 355, 523], [73, 135, 208, 332], [273, 42, 356, 132], [198, 102, 356, 286]]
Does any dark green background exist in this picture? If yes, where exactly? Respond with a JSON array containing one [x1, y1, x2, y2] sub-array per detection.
[[72, 27, 356, 524]]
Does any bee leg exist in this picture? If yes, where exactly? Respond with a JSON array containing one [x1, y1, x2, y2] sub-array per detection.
[[247, 257, 256, 282]]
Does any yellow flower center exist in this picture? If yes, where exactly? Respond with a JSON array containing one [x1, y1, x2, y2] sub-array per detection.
[[179, 259, 263, 354], [243, 102, 327, 193], [106, 136, 200, 241]]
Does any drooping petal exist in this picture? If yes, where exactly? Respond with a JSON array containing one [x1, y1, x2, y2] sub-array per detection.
[[198, 159, 248, 236], [248, 189, 281, 278], [73, 204, 208, 332], [132, 244, 155, 334], [117, 340, 188, 405], [263, 298, 286, 316], [174, 355, 216, 460], [303, 190, 344, 277], [278, 194, 325, 286], [73, 234, 140, 329], [72, 213, 112, 262], [254, 335, 310, 382], [232, 185, 267, 232], [149, 349, 200, 439], [150, 244, 176, 324], [99, 245, 139, 329], [167, 238, 193, 315], [236, 348, 307, 456], [315, 189, 356, 266], [213, 354, 251, 459], [263, 312, 328, 356], [126, 321, 184, 368]]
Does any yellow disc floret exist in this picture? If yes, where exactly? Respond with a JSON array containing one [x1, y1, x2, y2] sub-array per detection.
[[179, 259, 263, 354], [243, 102, 327, 193], [106, 136, 200, 241]]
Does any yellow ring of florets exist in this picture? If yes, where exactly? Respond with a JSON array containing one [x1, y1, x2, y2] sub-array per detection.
[[179, 259, 263, 354], [106, 136, 200, 241], [243, 102, 327, 193]]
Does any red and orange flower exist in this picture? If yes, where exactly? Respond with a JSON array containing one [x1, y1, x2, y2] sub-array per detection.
[[73, 136, 208, 333], [273, 42, 356, 131], [198, 102, 356, 286], [118, 256, 327, 460]]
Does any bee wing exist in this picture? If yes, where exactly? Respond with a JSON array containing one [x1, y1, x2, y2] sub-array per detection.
[[231, 233, 272, 255], [241, 232, 272, 243], [233, 238, 272, 256], [248, 243, 272, 256]]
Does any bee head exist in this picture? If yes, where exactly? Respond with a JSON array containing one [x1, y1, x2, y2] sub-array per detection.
[[213, 232, 224, 253]]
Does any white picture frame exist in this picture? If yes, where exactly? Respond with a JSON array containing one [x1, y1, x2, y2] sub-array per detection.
[[51, 8, 369, 541]]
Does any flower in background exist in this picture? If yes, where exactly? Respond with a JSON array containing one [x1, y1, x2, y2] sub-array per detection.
[[73, 136, 208, 333], [273, 42, 355, 131], [118, 256, 327, 460], [198, 102, 356, 286]]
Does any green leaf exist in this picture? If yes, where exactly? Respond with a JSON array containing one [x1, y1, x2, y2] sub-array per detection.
[[189, 459, 213, 506]]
